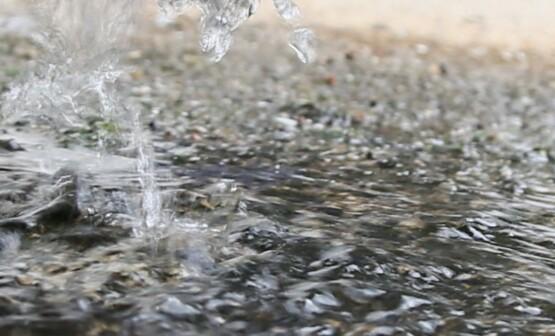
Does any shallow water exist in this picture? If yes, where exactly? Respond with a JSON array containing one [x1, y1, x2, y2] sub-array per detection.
[[2, 13, 555, 336]]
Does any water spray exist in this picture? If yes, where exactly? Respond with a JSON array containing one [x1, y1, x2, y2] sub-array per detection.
[[1, 0, 314, 239]]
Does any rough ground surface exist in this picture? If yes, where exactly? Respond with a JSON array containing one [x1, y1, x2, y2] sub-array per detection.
[[1, 18, 555, 336]]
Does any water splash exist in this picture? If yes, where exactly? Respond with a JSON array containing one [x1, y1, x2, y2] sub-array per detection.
[[272, 0, 301, 21], [132, 110, 165, 240], [1, 0, 135, 127], [0, 0, 160, 236], [158, 0, 316, 62], [1, 0, 315, 240], [289, 27, 316, 64]]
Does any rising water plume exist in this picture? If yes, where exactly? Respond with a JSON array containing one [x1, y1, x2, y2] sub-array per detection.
[[1, 0, 315, 238], [1, 0, 315, 128], [1, 0, 136, 128]]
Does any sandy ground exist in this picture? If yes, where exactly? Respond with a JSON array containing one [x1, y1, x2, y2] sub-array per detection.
[[2, 0, 555, 55]]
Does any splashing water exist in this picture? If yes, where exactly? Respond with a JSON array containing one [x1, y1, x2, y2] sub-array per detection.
[[1, 0, 315, 239], [158, 0, 316, 62], [1, 0, 135, 128], [132, 110, 165, 240]]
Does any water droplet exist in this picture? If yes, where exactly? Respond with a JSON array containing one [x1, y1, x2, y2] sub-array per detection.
[[289, 28, 316, 64]]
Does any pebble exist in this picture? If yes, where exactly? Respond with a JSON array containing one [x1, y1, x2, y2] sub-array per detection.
[[0, 139, 24, 151], [15, 274, 35, 286], [515, 305, 542, 316], [398, 217, 427, 230], [304, 299, 324, 314], [274, 116, 298, 132], [158, 296, 201, 320]]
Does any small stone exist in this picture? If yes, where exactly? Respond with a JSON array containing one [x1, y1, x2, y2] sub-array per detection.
[[429, 63, 448, 76], [130, 69, 145, 81], [313, 292, 341, 307], [322, 75, 336, 86], [304, 299, 324, 314], [350, 110, 366, 125], [13, 263, 28, 271], [400, 296, 432, 310], [273, 131, 295, 142], [15, 274, 35, 286], [274, 116, 298, 132], [170, 146, 198, 164], [343, 287, 386, 303], [199, 199, 216, 210], [377, 158, 397, 169], [44, 264, 68, 275], [515, 305, 542, 316], [454, 273, 477, 281], [345, 264, 361, 273], [0, 139, 24, 152], [398, 217, 427, 230], [127, 50, 143, 60], [367, 326, 396, 336], [159, 296, 201, 320], [190, 126, 208, 134], [415, 43, 429, 55]]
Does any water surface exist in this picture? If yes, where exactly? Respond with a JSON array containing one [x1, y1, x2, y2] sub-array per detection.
[[1, 18, 555, 336]]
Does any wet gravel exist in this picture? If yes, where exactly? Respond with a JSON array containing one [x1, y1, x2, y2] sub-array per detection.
[[1, 19, 555, 335]]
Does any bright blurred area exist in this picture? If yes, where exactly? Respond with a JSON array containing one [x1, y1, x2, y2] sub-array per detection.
[[265, 0, 555, 54], [2, 0, 554, 54]]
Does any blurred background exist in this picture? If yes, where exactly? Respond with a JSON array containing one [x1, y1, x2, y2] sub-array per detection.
[[260, 0, 555, 54], [2, 0, 555, 54]]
